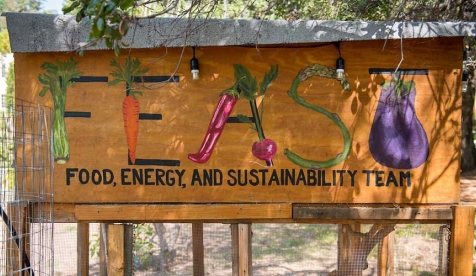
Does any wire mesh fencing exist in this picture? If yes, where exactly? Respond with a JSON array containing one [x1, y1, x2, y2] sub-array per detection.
[[0, 98, 54, 275], [52, 222, 451, 276]]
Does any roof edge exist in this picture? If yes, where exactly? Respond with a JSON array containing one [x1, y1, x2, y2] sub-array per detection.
[[4, 12, 476, 53]]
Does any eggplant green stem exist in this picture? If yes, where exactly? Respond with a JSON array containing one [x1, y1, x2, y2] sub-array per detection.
[[284, 64, 352, 169]]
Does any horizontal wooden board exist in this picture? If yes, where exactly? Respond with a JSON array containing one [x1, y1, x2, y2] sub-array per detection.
[[14, 37, 463, 205], [74, 204, 292, 221], [293, 206, 453, 221]]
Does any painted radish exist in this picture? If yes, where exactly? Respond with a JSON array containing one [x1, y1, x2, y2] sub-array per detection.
[[252, 139, 277, 164], [235, 64, 279, 167]]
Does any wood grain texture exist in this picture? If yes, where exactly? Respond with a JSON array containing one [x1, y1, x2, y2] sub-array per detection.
[[14, 37, 462, 204], [74, 203, 292, 221], [107, 224, 125, 276], [449, 205, 475, 276]]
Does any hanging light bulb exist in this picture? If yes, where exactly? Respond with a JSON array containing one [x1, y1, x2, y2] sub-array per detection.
[[336, 56, 345, 80], [190, 47, 199, 80]]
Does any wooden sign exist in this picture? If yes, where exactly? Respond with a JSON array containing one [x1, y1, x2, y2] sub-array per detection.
[[14, 37, 462, 204]]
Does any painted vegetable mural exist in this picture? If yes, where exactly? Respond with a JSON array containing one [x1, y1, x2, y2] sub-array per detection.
[[284, 63, 352, 169], [109, 56, 149, 164], [38, 57, 82, 164], [188, 64, 278, 166], [236, 64, 278, 166], [188, 83, 240, 164], [369, 78, 429, 169]]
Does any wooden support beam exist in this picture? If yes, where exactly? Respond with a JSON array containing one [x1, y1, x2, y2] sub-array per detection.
[[124, 224, 133, 276], [99, 223, 108, 276], [449, 205, 474, 276], [438, 224, 450, 275], [77, 222, 89, 276], [378, 230, 394, 275], [293, 206, 453, 222], [231, 224, 252, 276], [75, 204, 292, 221], [192, 223, 205, 276], [337, 224, 363, 275], [108, 224, 125, 276]]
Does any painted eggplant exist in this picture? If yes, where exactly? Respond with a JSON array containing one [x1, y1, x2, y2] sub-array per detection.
[[369, 78, 429, 169]]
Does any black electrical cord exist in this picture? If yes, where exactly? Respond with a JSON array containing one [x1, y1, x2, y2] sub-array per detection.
[[0, 205, 35, 276]]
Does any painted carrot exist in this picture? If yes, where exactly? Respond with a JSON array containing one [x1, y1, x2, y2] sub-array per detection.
[[123, 94, 140, 164], [109, 56, 148, 164]]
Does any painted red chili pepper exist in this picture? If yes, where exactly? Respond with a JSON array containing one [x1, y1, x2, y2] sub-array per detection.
[[188, 91, 239, 163]]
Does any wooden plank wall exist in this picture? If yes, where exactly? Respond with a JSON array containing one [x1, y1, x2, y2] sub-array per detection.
[[14, 37, 462, 205]]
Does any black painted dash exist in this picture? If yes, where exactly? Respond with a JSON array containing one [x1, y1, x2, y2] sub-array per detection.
[[71, 76, 109, 82], [139, 113, 162, 120], [227, 116, 255, 123], [368, 68, 428, 75], [133, 76, 180, 83], [64, 111, 91, 118], [130, 158, 181, 166]]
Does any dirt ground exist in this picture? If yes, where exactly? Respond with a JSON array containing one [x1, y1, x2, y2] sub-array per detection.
[[460, 169, 476, 203]]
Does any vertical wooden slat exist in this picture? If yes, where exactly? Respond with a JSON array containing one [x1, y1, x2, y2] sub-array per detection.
[[438, 224, 450, 276], [124, 224, 133, 276], [77, 222, 89, 276], [231, 224, 239, 276], [192, 223, 205, 276], [238, 224, 252, 276], [108, 224, 125, 276], [231, 224, 252, 276], [449, 205, 474, 276], [99, 223, 108, 276], [338, 223, 363, 273], [378, 230, 394, 276]]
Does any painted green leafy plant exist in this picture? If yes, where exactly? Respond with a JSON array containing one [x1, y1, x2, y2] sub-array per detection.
[[38, 57, 82, 164], [235, 64, 279, 166]]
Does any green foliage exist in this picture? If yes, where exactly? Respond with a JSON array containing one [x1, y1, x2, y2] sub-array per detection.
[[109, 55, 148, 97], [0, 30, 10, 54], [63, 0, 133, 55], [133, 224, 154, 266], [63, 0, 474, 53], [38, 57, 82, 97], [89, 233, 100, 257], [233, 64, 278, 101]]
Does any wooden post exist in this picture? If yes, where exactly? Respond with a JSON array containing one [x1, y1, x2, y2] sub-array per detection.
[[338, 223, 363, 273], [77, 222, 89, 276], [99, 223, 108, 276], [438, 224, 450, 275], [124, 224, 133, 276], [192, 223, 205, 276], [107, 224, 125, 276], [449, 205, 474, 276], [377, 230, 394, 276], [231, 224, 252, 276]]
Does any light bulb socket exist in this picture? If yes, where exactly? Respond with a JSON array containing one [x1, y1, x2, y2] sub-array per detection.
[[190, 57, 199, 71], [336, 57, 345, 80], [190, 56, 199, 80], [336, 57, 345, 70]]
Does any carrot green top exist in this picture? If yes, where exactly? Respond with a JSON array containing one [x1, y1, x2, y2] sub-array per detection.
[[109, 55, 149, 98]]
